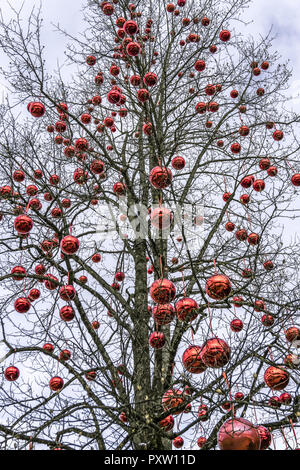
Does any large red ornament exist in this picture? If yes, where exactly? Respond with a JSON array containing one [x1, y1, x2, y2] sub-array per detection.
[[218, 418, 261, 450], [149, 331, 165, 349], [49, 376, 64, 391], [273, 130, 284, 141], [172, 156, 185, 170], [126, 42, 141, 57], [264, 366, 290, 391], [14, 297, 31, 313], [61, 235, 80, 255], [160, 415, 174, 431], [285, 326, 300, 345], [230, 319, 243, 332], [43, 343, 54, 353], [150, 279, 176, 304], [113, 182, 126, 196], [150, 207, 173, 229], [59, 306, 75, 322], [152, 304, 175, 325], [206, 274, 232, 300], [11, 266, 27, 281], [4, 366, 20, 381], [149, 167, 173, 189], [162, 389, 186, 415], [219, 30, 231, 42], [291, 174, 300, 186], [144, 72, 157, 87], [44, 274, 58, 290], [256, 426, 271, 450], [14, 215, 33, 234], [175, 298, 199, 322], [182, 345, 207, 373], [27, 101, 45, 118], [200, 338, 230, 368], [59, 285, 76, 301], [13, 170, 25, 182]]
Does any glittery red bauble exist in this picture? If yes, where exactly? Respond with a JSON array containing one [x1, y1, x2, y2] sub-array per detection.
[[162, 389, 186, 415], [200, 338, 230, 368], [197, 437, 207, 448], [27, 102, 45, 118], [126, 41, 141, 56], [196, 102, 206, 114], [218, 418, 260, 450], [149, 331, 165, 349], [152, 304, 175, 325], [225, 222, 235, 232], [137, 88, 150, 102], [90, 160, 105, 175], [124, 19, 138, 35], [256, 425, 271, 450], [60, 235, 79, 255], [264, 366, 289, 391], [235, 392, 244, 401], [261, 314, 274, 327], [291, 174, 300, 186], [194, 60, 206, 72], [150, 278, 176, 304], [253, 179, 265, 192], [160, 415, 174, 431], [59, 306, 75, 322], [182, 345, 207, 373], [235, 229, 248, 241], [219, 30, 231, 42], [49, 376, 64, 391], [44, 274, 58, 290], [14, 297, 31, 313], [43, 343, 54, 353], [175, 297, 199, 322], [4, 366, 20, 381], [149, 166, 173, 189], [280, 392, 292, 404], [86, 55, 96, 66], [144, 72, 157, 87], [206, 274, 232, 300], [107, 89, 121, 104], [241, 175, 255, 188], [75, 138, 89, 151], [28, 288, 40, 301], [59, 285, 76, 301], [230, 318, 243, 332], [14, 215, 33, 234]]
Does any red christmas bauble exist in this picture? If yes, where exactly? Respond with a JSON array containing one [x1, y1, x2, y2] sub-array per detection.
[[27, 101, 45, 118], [14, 297, 31, 313], [13, 170, 25, 182], [256, 425, 271, 450], [173, 437, 184, 448], [264, 366, 289, 391], [291, 174, 300, 187], [59, 306, 75, 322], [182, 345, 207, 373], [49, 376, 64, 391], [261, 314, 274, 327], [235, 392, 244, 401], [11, 266, 27, 281], [285, 326, 300, 345], [149, 166, 173, 189], [160, 415, 174, 431], [232, 296, 243, 307], [28, 288, 41, 301], [85, 370, 97, 381], [59, 285, 76, 301], [113, 182, 126, 196], [4, 366, 20, 381], [248, 233, 260, 246], [253, 179, 265, 192], [219, 30, 231, 42], [172, 156, 185, 170], [218, 418, 261, 450], [59, 350, 71, 361], [150, 207, 173, 229], [43, 343, 54, 353], [44, 274, 58, 290], [231, 142, 241, 154], [280, 392, 292, 405], [150, 279, 176, 304], [149, 331, 165, 349], [60, 235, 79, 255], [206, 274, 232, 300], [14, 215, 33, 234], [197, 437, 207, 448], [230, 318, 243, 332], [175, 297, 199, 322], [200, 338, 230, 368], [152, 304, 175, 325], [273, 130, 284, 141], [144, 72, 158, 87], [162, 389, 186, 415], [241, 175, 255, 188]]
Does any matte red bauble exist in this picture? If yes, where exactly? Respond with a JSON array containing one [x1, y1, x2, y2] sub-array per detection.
[[60, 235, 79, 255], [264, 366, 289, 391], [173, 437, 184, 448], [256, 425, 271, 450], [14, 215, 33, 234], [149, 331, 165, 349], [149, 166, 173, 189], [200, 338, 230, 368], [59, 285, 76, 301], [182, 345, 207, 373], [162, 389, 186, 415], [49, 376, 64, 391], [206, 274, 232, 300], [175, 297, 199, 322], [160, 415, 174, 431], [59, 306, 75, 322], [150, 207, 173, 229], [172, 156, 185, 170], [230, 318, 243, 332], [219, 30, 231, 42], [150, 279, 176, 304], [14, 297, 31, 313], [218, 418, 261, 450], [4, 366, 20, 381], [152, 304, 175, 325]]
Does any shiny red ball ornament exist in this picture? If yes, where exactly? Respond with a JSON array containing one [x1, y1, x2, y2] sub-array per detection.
[[86, 55, 96, 66], [267, 166, 278, 178], [225, 221, 235, 232], [75, 138, 89, 151], [59, 285, 76, 301], [219, 30, 231, 42], [182, 345, 207, 374], [264, 366, 290, 391], [107, 89, 121, 104], [92, 320, 100, 330], [208, 101, 219, 112], [90, 160, 105, 175], [91, 253, 101, 263], [172, 156, 185, 170], [253, 179, 265, 192], [218, 418, 261, 450], [239, 125, 249, 136], [59, 350, 71, 361], [152, 304, 175, 325], [149, 166, 173, 189], [263, 260, 274, 271], [150, 279, 176, 304], [13, 170, 25, 182], [59, 306, 75, 322], [173, 437, 184, 448], [162, 389, 186, 415], [144, 72, 158, 87], [241, 175, 255, 188], [43, 343, 54, 353], [194, 60, 206, 72], [232, 296, 243, 307], [235, 229, 248, 241], [261, 314, 274, 327], [223, 192, 232, 202], [79, 275, 87, 284], [126, 41, 141, 57], [195, 102, 207, 114], [14, 215, 33, 234], [197, 437, 207, 449], [113, 182, 126, 196], [206, 274, 232, 300], [60, 235, 79, 255], [273, 130, 284, 141], [150, 207, 173, 229], [44, 274, 58, 290], [11, 266, 27, 281], [14, 297, 31, 313], [175, 297, 199, 322], [44, 191, 53, 201], [149, 331, 165, 349], [160, 415, 174, 431], [285, 326, 300, 344], [257, 426, 271, 450], [201, 338, 230, 368], [269, 396, 281, 408], [231, 143, 241, 154], [230, 89, 239, 98], [85, 370, 97, 381], [291, 174, 300, 186], [49, 376, 64, 392], [248, 233, 260, 246], [198, 404, 209, 421], [4, 366, 20, 381], [27, 101, 45, 118], [28, 288, 40, 301], [235, 392, 244, 401], [230, 318, 243, 332], [280, 392, 292, 405], [115, 272, 125, 282], [240, 194, 250, 205], [124, 20, 138, 35]]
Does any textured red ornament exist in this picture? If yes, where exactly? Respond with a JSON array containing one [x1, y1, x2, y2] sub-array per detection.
[[4, 366, 20, 381], [59, 306, 75, 322], [230, 318, 243, 332], [11, 266, 27, 281], [173, 437, 184, 448], [113, 182, 126, 196], [27, 102, 45, 118], [219, 30, 231, 42], [273, 130, 284, 141], [14, 215, 33, 234], [182, 345, 207, 373], [201, 338, 230, 368], [152, 304, 175, 325], [261, 314, 274, 327], [218, 418, 261, 450], [14, 297, 31, 313], [61, 235, 79, 255], [160, 415, 174, 431], [162, 389, 186, 415], [206, 274, 232, 300], [285, 326, 300, 344], [231, 143, 241, 153], [49, 376, 64, 392], [248, 233, 260, 246], [150, 279, 176, 304], [264, 366, 290, 390], [126, 42, 141, 56], [59, 350, 71, 361], [253, 179, 265, 192], [149, 166, 173, 189], [59, 285, 76, 301], [85, 370, 97, 381], [149, 331, 165, 349], [172, 156, 185, 170], [256, 426, 271, 450], [86, 55, 96, 66], [175, 297, 199, 322]]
